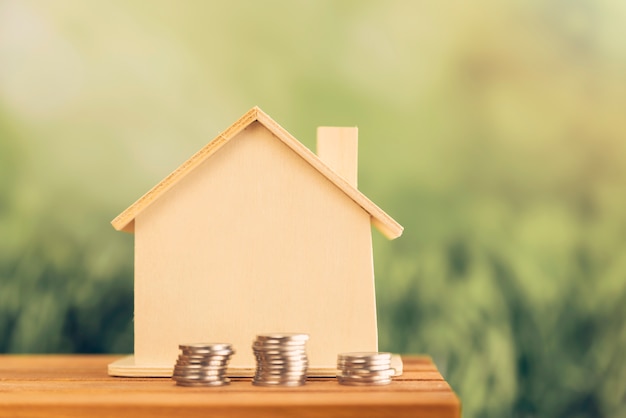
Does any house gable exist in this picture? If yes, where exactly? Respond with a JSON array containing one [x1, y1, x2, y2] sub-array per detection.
[[112, 107, 403, 239]]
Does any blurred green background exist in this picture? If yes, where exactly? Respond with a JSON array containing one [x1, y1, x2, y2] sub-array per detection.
[[1, 1, 625, 416]]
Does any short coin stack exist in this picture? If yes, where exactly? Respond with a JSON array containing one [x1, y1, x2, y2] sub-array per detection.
[[337, 352, 394, 386], [172, 343, 235, 387], [252, 333, 309, 387]]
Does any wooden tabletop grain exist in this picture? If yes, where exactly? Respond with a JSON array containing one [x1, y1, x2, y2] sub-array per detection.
[[0, 355, 460, 418]]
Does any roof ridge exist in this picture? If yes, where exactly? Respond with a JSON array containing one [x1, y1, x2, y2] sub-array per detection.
[[111, 107, 403, 239]]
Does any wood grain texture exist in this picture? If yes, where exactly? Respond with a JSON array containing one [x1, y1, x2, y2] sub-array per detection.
[[0, 355, 461, 418]]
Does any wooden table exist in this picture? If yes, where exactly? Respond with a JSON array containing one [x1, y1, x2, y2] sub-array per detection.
[[0, 355, 460, 418]]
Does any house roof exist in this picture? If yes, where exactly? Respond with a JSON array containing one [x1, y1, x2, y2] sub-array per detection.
[[111, 107, 403, 239]]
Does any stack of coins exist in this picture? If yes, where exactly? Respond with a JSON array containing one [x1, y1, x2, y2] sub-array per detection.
[[252, 333, 309, 387], [172, 343, 235, 387], [337, 352, 394, 386]]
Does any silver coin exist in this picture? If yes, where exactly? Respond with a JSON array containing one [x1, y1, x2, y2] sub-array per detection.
[[253, 342, 308, 349], [180, 347, 234, 354], [254, 343, 307, 350], [176, 360, 230, 366], [255, 377, 307, 383], [255, 370, 307, 377], [337, 369, 395, 378], [339, 368, 394, 376], [179, 343, 233, 351], [175, 379, 230, 387], [176, 362, 229, 369], [257, 364, 308, 371], [256, 371, 307, 376], [254, 337, 308, 343], [174, 367, 227, 374], [178, 352, 232, 357], [257, 365, 308, 371], [175, 360, 228, 366], [337, 377, 391, 386], [255, 361, 308, 368], [338, 351, 392, 358], [255, 377, 307, 382], [179, 354, 233, 361], [254, 354, 307, 359], [256, 350, 305, 356], [175, 363, 224, 369], [256, 360, 309, 365], [174, 373, 227, 379], [254, 352, 308, 360], [338, 361, 392, 369], [337, 364, 392, 372], [253, 351, 307, 358], [176, 363, 227, 369], [255, 369, 307, 376], [252, 378, 306, 387], [339, 371, 393, 379], [253, 379, 307, 386], [258, 357, 309, 364], [180, 350, 235, 358], [255, 338, 308, 344], [254, 357, 308, 364], [337, 361, 391, 369], [174, 360, 228, 369], [256, 333, 309, 341], [173, 369, 226, 376], [337, 356, 391, 364], [173, 373, 228, 380], [257, 371, 307, 377], [254, 373, 306, 377], [338, 367, 392, 374], [173, 374, 227, 382], [338, 360, 392, 368], [338, 352, 391, 361], [255, 360, 309, 366], [175, 362, 206, 368], [253, 378, 304, 384], [337, 373, 393, 382], [251, 357, 309, 366], [252, 349, 307, 357], [256, 367, 308, 374], [252, 345, 307, 352], [256, 364, 308, 370], [337, 362, 391, 370], [176, 365, 228, 371], [174, 370, 226, 377], [173, 369, 226, 377], [179, 352, 233, 358], [176, 360, 229, 367], [174, 375, 228, 381], [255, 370, 307, 375], [253, 346, 307, 353], [338, 355, 391, 362], [175, 367, 228, 374]]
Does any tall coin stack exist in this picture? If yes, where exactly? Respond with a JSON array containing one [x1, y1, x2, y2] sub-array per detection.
[[172, 343, 235, 387], [337, 352, 394, 386], [252, 333, 309, 387]]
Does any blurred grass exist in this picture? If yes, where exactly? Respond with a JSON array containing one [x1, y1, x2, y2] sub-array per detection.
[[1, 1, 626, 417]]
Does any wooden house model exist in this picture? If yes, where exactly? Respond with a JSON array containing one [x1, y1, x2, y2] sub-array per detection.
[[108, 107, 403, 377]]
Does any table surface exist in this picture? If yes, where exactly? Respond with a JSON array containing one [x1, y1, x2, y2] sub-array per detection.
[[0, 355, 460, 418]]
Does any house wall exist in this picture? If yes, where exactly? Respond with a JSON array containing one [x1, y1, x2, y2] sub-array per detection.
[[134, 121, 377, 368]]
